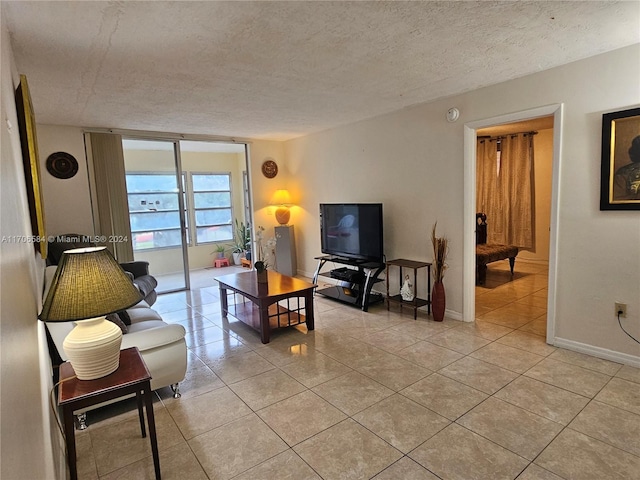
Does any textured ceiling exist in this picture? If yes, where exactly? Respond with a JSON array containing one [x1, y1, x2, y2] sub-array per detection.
[[3, 1, 639, 141]]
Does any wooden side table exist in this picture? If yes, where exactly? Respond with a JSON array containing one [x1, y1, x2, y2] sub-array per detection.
[[386, 258, 432, 320], [58, 347, 161, 480]]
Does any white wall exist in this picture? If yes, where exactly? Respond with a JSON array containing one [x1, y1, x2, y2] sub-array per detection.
[[1, 17, 56, 479], [246, 141, 288, 251], [38, 125, 94, 236], [286, 44, 640, 362]]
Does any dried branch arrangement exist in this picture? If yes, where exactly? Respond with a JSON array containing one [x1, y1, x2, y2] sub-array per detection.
[[431, 222, 449, 283]]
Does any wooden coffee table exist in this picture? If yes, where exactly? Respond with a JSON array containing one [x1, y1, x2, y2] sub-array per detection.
[[215, 270, 317, 343]]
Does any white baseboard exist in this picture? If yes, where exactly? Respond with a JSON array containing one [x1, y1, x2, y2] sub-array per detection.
[[553, 337, 640, 368], [444, 309, 464, 321]]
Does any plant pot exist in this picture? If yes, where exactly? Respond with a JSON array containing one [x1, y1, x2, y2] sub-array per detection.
[[232, 252, 242, 265], [216, 252, 225, 259], [432, 281, 446, 322], [256, 269, 268, 283]]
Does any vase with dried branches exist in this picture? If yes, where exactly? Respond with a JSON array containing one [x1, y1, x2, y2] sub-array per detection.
[[431, 222, 449, 321]]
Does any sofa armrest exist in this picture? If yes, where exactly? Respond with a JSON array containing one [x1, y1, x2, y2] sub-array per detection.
[[120, 261, 151, 278], [121, 324, 186, 352], [132, 275, 158, 299]]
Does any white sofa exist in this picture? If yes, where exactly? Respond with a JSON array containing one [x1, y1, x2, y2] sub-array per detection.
[[43, 266, 187, 424]]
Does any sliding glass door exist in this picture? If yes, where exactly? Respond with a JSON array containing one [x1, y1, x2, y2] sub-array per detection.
[[122, 139, 189, 293]]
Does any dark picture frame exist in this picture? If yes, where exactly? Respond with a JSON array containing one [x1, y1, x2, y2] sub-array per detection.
[[600, 107, 640, 210], [15, 74, 48, 258]]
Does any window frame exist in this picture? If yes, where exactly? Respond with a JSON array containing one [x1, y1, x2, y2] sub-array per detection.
[[126, 171, 234, 252], [125, 171, 189, 251], [189, 171, 234, 246]]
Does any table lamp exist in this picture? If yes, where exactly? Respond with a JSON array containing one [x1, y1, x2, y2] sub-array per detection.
[[270, 189, 293, 225], [39, 247, 143, 380]]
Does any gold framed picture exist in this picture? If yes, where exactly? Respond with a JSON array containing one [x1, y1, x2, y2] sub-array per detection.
[[600, 107, 640, 210], [15, 74, 47, 258]]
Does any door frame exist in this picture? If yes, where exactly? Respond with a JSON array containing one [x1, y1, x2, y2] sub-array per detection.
[[462, 104, 563, 345]]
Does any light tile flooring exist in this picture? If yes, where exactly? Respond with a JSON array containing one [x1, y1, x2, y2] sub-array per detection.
[[73, 263, 640, 479], [476, 259, 549, 338]]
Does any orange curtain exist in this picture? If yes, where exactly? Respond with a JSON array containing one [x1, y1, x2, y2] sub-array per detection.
[[476, 134, 535, 248]]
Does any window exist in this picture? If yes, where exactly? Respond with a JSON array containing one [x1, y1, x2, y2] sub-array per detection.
[[126, 172, 233, 251], [192, 173, 233, 244], [126, 173, 187, 251]]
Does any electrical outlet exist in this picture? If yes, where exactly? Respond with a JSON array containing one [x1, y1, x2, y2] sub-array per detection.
[[615, 302, 627, 318]]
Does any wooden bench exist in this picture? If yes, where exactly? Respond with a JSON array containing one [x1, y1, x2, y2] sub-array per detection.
[[476, 213, 519, 285]]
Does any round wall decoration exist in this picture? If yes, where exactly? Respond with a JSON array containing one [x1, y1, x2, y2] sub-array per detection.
[[261, 159, 278, 178], [46, 151, 79, 179]]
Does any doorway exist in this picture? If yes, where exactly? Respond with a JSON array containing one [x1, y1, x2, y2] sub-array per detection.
[[463, 104, 563, 345], [475, 118, 553, 337]]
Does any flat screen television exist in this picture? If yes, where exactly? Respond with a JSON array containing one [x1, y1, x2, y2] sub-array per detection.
[[319, 203, 384, 263]]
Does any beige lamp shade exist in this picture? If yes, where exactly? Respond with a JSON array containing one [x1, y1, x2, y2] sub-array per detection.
[[270, 189, 293, 225], [39, 247, 143, 379]]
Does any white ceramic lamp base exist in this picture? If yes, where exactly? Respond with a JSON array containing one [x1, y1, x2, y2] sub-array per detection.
[[62, 317, 123, 380]]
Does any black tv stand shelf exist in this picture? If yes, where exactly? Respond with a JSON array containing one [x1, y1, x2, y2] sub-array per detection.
[[312, 255, 385, 312]]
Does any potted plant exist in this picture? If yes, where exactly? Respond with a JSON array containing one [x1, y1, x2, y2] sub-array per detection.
[[231, 219, 250, 265], [213, 244, 227, 260], [431, 222, 449, 322]]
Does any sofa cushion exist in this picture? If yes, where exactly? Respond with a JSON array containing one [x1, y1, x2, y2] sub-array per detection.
[[127, 320, 169, 334], [130, 299, 151, 309], [127, 307, 163, 324], [122, 323, 186, 351]]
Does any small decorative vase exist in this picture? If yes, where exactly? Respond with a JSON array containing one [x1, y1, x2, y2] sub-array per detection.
[[256, 269, 268, 283], [431, 281, 446, 322]]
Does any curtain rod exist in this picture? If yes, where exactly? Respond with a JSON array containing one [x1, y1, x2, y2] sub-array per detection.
[[478, 131, 538, 141]]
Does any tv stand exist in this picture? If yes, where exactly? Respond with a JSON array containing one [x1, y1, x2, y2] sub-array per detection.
[[312, 255, 385, 311]]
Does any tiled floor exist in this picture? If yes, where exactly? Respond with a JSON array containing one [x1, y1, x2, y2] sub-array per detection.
[[73, 263, 640, 479], [476, 259, 549, 337]]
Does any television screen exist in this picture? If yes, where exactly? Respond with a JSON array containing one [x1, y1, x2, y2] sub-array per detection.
[[320, 203, 384, 262]]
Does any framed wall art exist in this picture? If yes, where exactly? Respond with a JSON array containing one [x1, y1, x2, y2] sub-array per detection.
[[15, 74, 48, 258], [600, 107, 640, 210]]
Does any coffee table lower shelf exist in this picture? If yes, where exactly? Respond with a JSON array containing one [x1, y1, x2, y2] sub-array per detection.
[[226, 300, 308, 331]]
